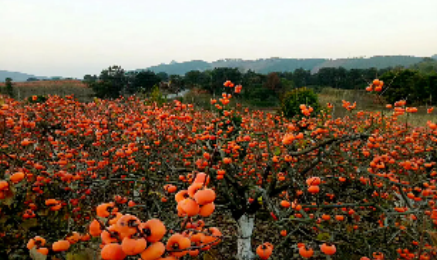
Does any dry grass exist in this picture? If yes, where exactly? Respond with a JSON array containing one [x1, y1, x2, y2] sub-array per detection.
[[318, 87, 434, 126], [0, 80, 94, 102]]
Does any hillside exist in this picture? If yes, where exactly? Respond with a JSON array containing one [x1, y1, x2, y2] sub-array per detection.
[[143, 55, 427, 75], [311, 56, 424, 73], [0, 70, 48, 82], [410, 57, 437, 74]]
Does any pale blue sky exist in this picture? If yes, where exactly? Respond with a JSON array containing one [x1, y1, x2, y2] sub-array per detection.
[[1, 0, 437, 78]]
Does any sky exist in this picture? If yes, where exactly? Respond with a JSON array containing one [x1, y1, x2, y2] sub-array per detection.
[[1, 0, 437, 78]]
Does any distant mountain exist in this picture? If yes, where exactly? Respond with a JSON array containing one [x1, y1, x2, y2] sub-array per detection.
[[142, 55, 428, 75], [143, 60, 211, 75], [2, 55, 435, 82], [0, 70, 48, 82], [311, 56, 424, 73]]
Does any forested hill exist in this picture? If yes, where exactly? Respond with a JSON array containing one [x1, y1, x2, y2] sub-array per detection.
[[0, 70, 48, 82], [2, 55, 435, 82], [143, 55, 428, 75]]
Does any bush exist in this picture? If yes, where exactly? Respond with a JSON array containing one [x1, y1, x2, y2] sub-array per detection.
[[281, 87, 320, 118], [145, 85, 166, 105], [27, 95, 48, 104]]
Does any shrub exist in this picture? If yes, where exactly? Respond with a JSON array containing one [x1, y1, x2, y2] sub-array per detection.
[[281, 87, 320, 118], [27, 95, 48, 103], [145, 85, 166, 105]]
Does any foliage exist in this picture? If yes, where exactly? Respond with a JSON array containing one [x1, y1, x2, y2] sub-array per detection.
[[410, 58, 437, 74], [77, 62, 437, 107], [87, 66, 127, 99], [380, 69, 437, 105], [263, 73, 283, 93], [3, 78, 14, 98], [126, 70, 161, 94], [82, 75, 97, 85], [281, 87, 320, 118], [156, 72, 169, 82], [27, 95, 48, 103], [27, 77, 40, 82], [147, 85, 166, 105], [210, 68, 242, 94]]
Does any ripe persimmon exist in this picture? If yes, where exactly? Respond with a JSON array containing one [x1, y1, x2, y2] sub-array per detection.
[[101, 228, 119, 244], [27, 236, 46, 249], [66, 232, 81, 244], [96, 202, 116, 218], [188, 183, 203, 198], [166, 233, 191, 257], [308, 185, 320, 194], [0, 181, 9, 191], [256, 243, 273, 260], [89, 219, 103, 237], [116, 214, 141, 237], [121, 237, 147, 255], [179, 198, 200, 216], [306, 177, 321, 186], [140, 242, 165, 260], [193, 189, 216, 205], [140, 219, 166, 243], [320, 243, 336, 255], [101, 243, 126, 260], [280, 200, 291, 208], [299, 245, 314, 258], [52, 240, 70, 252], [10, 172, 25, 183], [199, 202, 215, 217], [175, 190, 189, 203]]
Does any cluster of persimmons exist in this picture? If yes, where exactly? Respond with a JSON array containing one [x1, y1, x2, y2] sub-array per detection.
[[26, 173, 221, 259], [0, 79, 436, 259]]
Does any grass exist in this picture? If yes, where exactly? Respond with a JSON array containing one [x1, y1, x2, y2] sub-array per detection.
[[0, 80, 94, 102], [318, 87, 433, 126]]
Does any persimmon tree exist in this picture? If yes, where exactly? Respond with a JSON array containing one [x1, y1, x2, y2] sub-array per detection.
[[0, 77, 436, 260]]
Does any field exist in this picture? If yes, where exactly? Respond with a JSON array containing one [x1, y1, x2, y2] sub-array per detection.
[[0, 80, 93, 102], [0, 81, 437, 260], [318, 87, 435, 126]]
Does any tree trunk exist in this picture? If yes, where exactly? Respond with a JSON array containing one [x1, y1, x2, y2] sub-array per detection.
[[236, 213, 256, 260]]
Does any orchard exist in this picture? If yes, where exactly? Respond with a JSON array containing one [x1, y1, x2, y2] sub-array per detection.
[[0, 79, 437, 260]]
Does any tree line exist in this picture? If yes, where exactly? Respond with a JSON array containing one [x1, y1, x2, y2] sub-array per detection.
[[82, 58, 437, 106]]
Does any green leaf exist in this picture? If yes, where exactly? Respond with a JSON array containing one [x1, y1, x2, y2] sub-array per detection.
[[257, 196, 263, 205], [274, 147, 281, 156], [22, 218, 38, 230], [66, 252, 94, 260], [39, 208, 50, 217], [316, 232, 331, 241], [29, 247, 47, 260]]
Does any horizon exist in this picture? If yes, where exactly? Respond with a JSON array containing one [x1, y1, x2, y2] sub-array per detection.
[[1, 0, 437, 78], [1, 54, 435, 79]]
